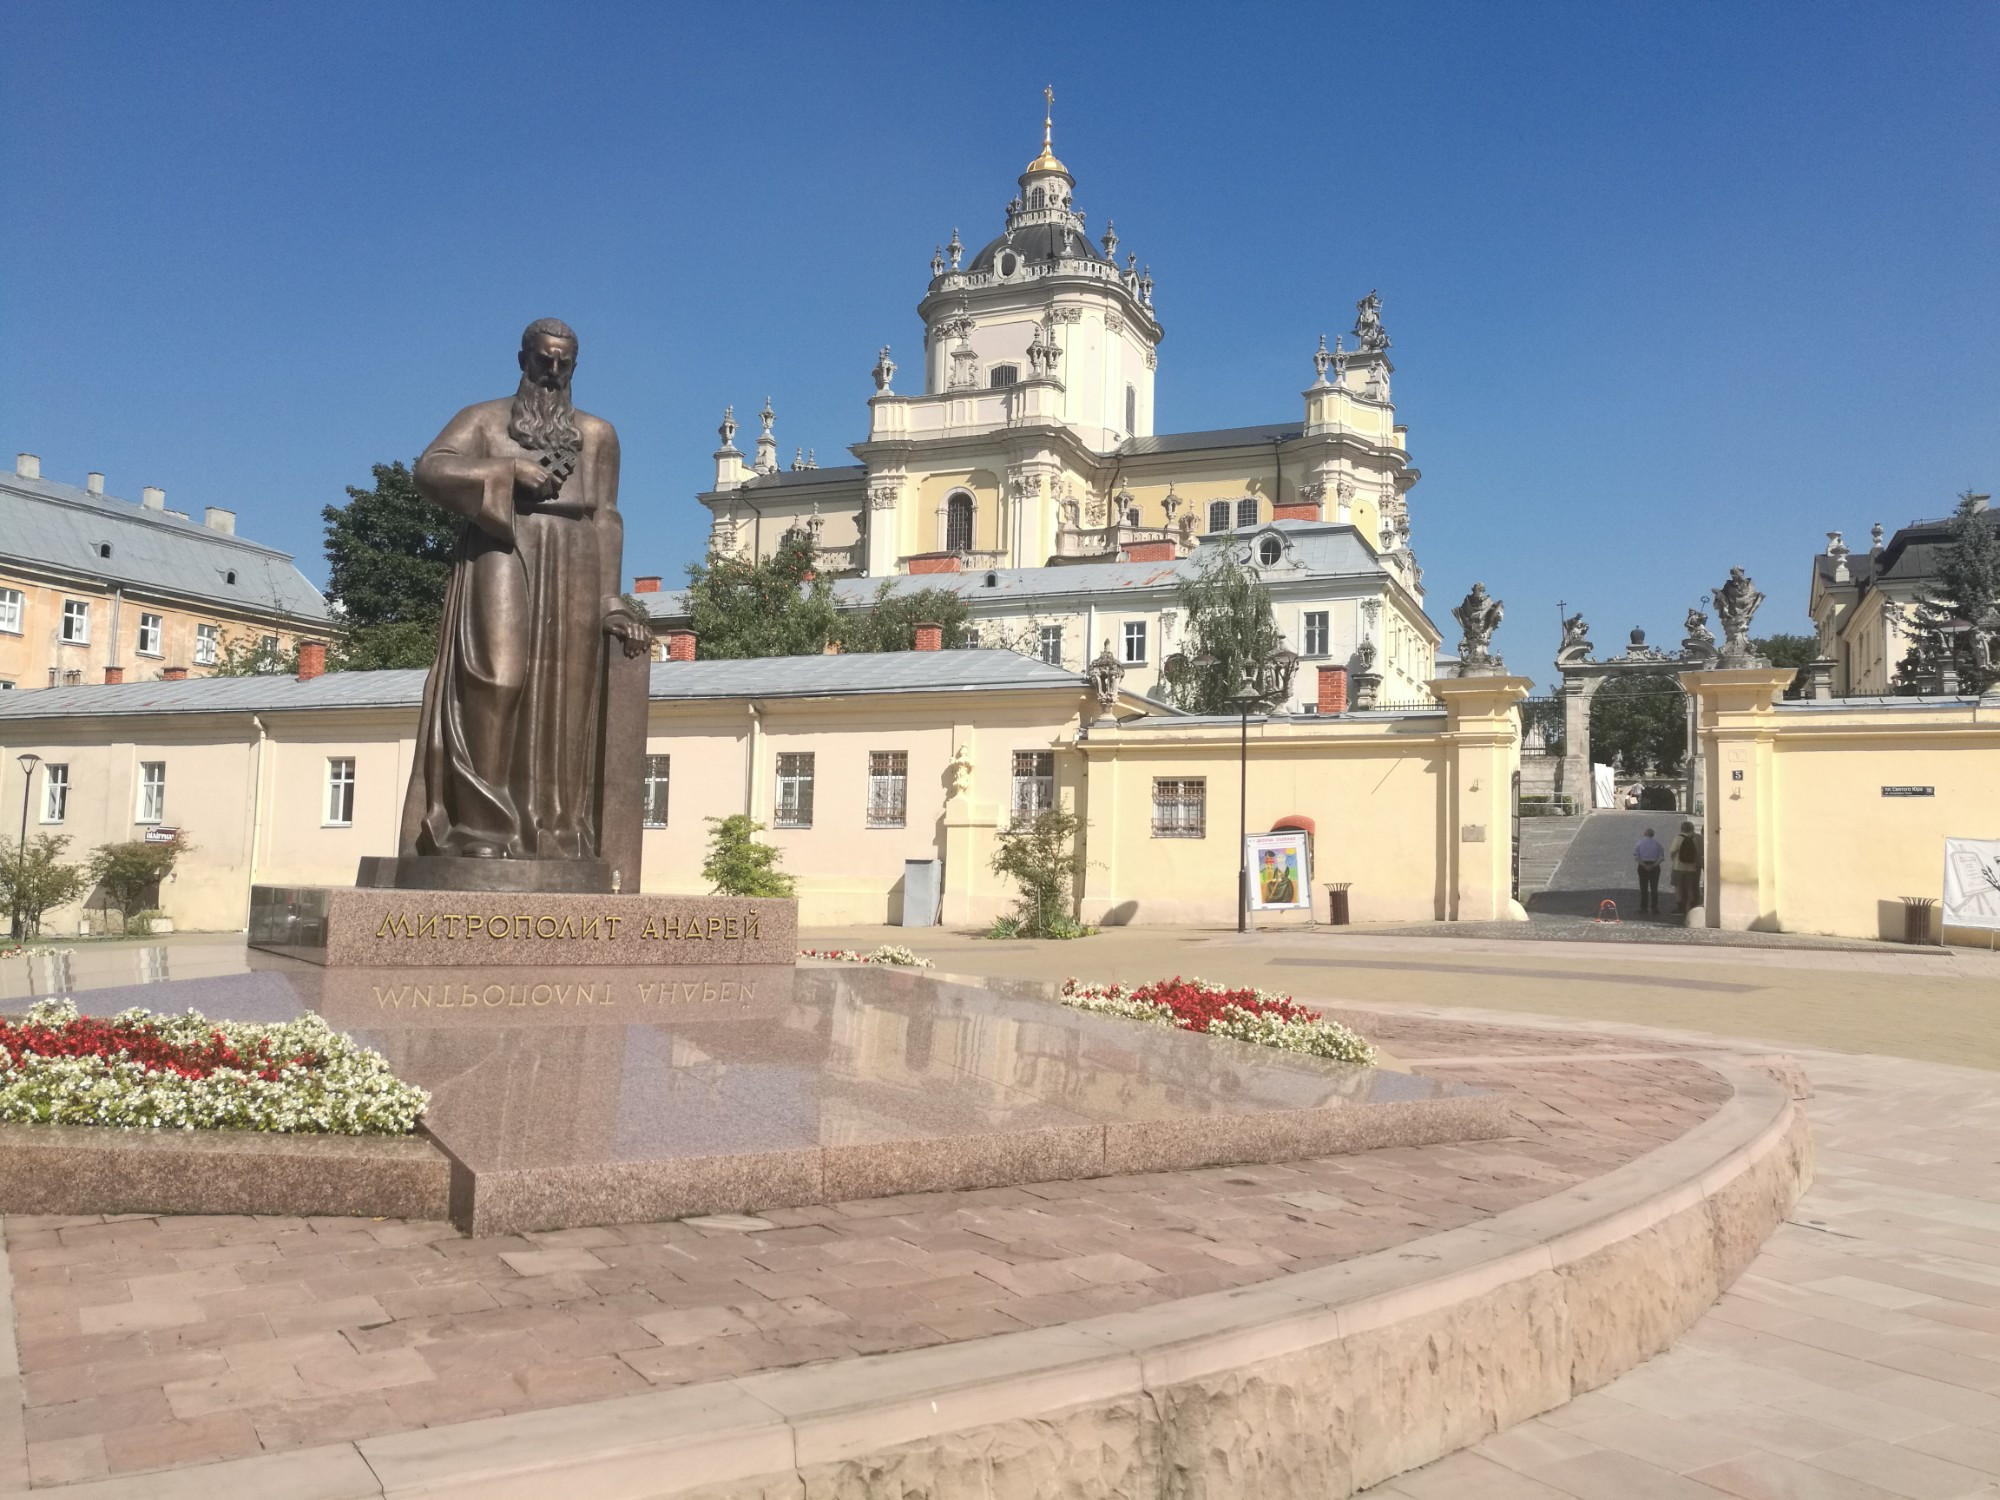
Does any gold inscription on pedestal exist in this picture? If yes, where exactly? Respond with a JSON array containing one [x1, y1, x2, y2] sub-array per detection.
[[371, 911, 761, 943]]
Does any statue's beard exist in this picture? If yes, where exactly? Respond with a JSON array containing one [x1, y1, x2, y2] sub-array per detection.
[[508, 374, 581, 465]]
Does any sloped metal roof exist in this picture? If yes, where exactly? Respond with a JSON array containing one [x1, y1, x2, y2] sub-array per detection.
[[1117, 423, 1303, 456], [0, 651, 1083, 720], [0, 472, 331, 621]]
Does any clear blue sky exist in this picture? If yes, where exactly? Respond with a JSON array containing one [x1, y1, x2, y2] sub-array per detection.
[[6, 3, 1995, 685]]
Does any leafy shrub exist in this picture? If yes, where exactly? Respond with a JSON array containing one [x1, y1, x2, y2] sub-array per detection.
[[0, 834, 90, 937], [702, 815, 795, 898], [88, 832, 191, 929], [989, 806, 1095, 939]]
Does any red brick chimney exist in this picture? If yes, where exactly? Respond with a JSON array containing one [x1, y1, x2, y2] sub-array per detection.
[[297, 641, 327, 681], [1316, 664, 1348, 715], [665, 628, 697, 662], [103, 666, 124, 685], [913, 622, 943, 652], [1273, 496, 1322, 522], [1124, 540, 1176, 562], [632, 576, 661, 593], [162, 666, 188, 681], [908, 553, 963, 575]]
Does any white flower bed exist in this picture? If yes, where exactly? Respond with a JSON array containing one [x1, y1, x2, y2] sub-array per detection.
[[0, 999, 429, 1135], [1060, 977, 1376, 1065]]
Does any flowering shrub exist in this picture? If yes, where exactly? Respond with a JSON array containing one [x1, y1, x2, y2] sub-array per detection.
[[799, 945, 935, 968], [1060, 977, 1375, 1065], [0, 999, 428, 1134]]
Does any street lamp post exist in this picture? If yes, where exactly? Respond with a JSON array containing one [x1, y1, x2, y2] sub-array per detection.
[[1182, 649, 1299, 933], [11, 754, 40, 942]]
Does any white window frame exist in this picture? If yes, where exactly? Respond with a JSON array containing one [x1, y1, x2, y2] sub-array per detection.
[[136, 612, 164, 657], [194, 623, 220, 666], [1151, 777, 1206, 839], [1207, 499, 1231, 534], [1010, 750, 1055, 825], [1037, 624, 1064, 666], [0, 588, 22, 634], [642, 754, 670, 828], [324, 757, 356, 827], [775, 752, 815, 829], [60, 599, 90, 644], [136, 761, 165, 824], [1121, 620, 1147, 665], [1303, 611, 1330, 658], [866, 751, 908, 829], [41, 764, 69, 824], [1236, 497, 1259, 529]]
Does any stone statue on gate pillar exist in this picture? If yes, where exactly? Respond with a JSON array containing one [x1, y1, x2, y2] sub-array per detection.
[[1452, 582, 1506, 676], [1713, 567, 1768, 667], [370, 319, 653, 894]]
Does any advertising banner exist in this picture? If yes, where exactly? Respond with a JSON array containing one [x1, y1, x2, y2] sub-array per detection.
[[1943, 839, 2000, 932], [1246, 831, 1311, 911]]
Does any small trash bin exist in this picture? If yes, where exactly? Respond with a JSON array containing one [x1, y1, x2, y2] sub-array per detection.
[[1901, 896, 1938, 946], [1327, 883, 1352, 926]]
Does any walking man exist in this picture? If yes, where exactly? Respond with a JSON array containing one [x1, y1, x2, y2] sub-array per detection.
[[1669, 820, 1704, 915], [1634, 826, 1666, 915]]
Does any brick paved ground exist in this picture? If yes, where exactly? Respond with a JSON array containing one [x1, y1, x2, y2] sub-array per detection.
[[2, 1010, 1730, 1488], [1364, 1043, 2000, 1500]]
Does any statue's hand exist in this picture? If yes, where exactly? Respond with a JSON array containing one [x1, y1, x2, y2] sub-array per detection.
[[513, 457, 559, 503], [607, 615, 654, 659]]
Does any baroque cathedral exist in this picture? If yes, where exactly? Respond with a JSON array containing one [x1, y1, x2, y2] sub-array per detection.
[[665, 97, 1440, 707]]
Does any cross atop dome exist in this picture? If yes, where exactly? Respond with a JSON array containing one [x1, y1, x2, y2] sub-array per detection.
[[1025, 84, 1068, 178]]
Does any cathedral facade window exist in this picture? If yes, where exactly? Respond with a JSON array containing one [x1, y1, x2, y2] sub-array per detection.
[[989, 364, 1019, 388], [1207, 500, 1231, 534], [945, 491, 975, 552]]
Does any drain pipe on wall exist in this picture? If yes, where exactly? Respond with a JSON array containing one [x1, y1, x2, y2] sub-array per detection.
[[242, 714, 268, 927], [744, 700, 763, 819]]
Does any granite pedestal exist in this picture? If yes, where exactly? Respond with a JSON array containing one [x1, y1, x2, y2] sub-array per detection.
[[247, 884, 797, 966]]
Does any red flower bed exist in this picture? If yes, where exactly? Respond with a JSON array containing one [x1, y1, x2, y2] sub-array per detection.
[[1116, 976, 1322, 1031], [0, 1013, 316, 1084]]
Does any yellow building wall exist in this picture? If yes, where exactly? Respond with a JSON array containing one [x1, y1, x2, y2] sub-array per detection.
[[1689, 671, 2000, 944], [908, 470, 1002, 555], [0, 568, 321, 691]]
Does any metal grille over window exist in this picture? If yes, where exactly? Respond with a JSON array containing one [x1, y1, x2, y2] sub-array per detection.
[[137, 762, 165, 824], [867, 751, 908, 828], [1011, 750, 1055, 824], [325, 758, 355, 825], [1152, 777, 1206, 838], [945, 492, 974, 552], [775, 752, 815, 828], [642, 755, 671, 828], [42, 765, 69, 823]]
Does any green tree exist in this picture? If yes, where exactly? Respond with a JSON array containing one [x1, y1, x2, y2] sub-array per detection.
[[1589, 673, 1687, 776], [685, 529, 838, 659], [837, 582, 973, 653], [88, 831, 192, 927], [1894, 493, 2000, 695], [207, 632, 297, 677], [321, 460, 458, 671], [0, 835, 90, 937], [701, 815, 795, 897], [1752, 632, 1820, 699], [1158, 545, 1280, 714], [989, 805, 1090, 939]]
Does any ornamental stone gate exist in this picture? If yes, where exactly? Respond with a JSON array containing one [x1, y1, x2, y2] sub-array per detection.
[[1552, 611, 1718, 813]]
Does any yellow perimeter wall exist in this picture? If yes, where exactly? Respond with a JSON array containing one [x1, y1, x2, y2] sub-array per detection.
[[1687, 669, 2000, 944], [0, 677, 1529, 934]]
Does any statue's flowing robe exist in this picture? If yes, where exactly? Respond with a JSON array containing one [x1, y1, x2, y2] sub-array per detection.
[[402, 400, 623, 861]]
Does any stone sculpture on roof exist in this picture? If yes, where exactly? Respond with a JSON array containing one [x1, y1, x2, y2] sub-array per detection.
[[1557, 612, 1593, 662], [1354, 290, 1390, 353], [1713, 567, 1767, 667], [1680, 607, 1719, 665]]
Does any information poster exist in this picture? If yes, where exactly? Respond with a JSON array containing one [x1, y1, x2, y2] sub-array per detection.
[[1246, 831, 1311, 911], [1943, 839, 2000, 932]]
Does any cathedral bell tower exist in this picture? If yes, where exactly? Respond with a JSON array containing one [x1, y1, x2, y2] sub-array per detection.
[[910, 88, 1163, 452]]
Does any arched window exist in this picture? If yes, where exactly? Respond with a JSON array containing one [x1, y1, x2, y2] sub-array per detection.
[[945, 491, 975, 552], [989, 364, 1019, 387], [1236, 496, 1259, 529], [1029, 188, 1043, 208], [1124, 504, 1141, 528], [1125, 384, 1137, 434], [1207, 500, 1231, 534]]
